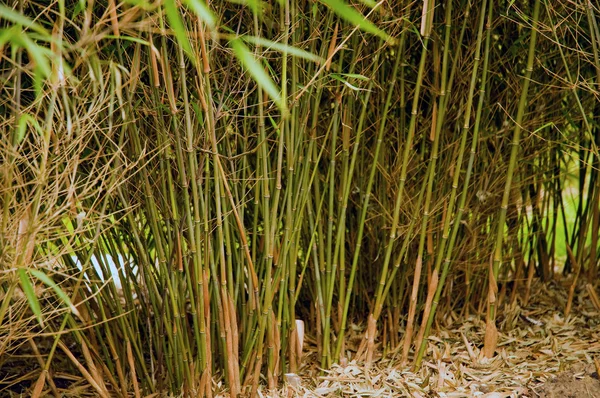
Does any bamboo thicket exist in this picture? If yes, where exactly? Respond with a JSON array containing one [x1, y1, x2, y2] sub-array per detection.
[[1, 0, 599, 396]]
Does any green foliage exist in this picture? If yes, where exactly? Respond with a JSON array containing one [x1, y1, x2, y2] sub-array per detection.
[[18, 269, 43, 327], [231, 37, 286, 113]]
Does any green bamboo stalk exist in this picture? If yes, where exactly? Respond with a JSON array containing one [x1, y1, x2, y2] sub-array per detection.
[[177, 41, 209, 375], [414, 0, 492, 368], [545, 3, 598, 280], [485, 0, 541, 358], [315, 46, 375, 361], [408, 0, 466, 362], [389, 28, 432, 362], [334, 33, 423, 360], [321, 97, 340, 368]]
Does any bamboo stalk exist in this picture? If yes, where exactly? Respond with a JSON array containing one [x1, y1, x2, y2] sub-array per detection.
[[486, 0, 542, 358]]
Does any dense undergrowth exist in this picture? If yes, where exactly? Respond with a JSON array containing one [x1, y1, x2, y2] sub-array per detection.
[[1, 0, 599, 396]]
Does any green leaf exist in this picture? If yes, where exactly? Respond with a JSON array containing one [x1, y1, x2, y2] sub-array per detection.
[[18, 269, 44, 326], [0, 4, 49, 36], [19, 33, 52, 78], [16, 114, 34, 145], [72, 0, 86, 19], [240, 36, 324, 64], [123, 0, 156, 10], [0, 27, 17, 48], [230, 38, 287, 114], [31, 270, 80, 317], [105, 35, 152, 46], [332, 72, 370, 81], [184, 0, 217, 30], [164, 0, 194, 59], [3, 28, 54, 97], [330, 73, 370, 91], [358, 0, 377, 7], [225, 0, 261, 15], [319, 0, 392, 43]]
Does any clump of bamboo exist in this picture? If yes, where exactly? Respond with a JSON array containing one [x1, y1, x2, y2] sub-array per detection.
[[1, 0, 599, 396]]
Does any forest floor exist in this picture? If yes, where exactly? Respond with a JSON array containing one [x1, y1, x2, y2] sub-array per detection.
[[255, 279, 600, 398]]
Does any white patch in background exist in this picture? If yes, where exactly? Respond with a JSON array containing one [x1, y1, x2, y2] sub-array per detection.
[[71, 253, 138, 290]]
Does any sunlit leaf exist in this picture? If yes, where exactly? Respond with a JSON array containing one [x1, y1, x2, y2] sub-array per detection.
[[319, 0, 392, 43], [225, 0, 261, 15], [0, 4, 49, 36], [18, 269, 43, 326], [105, 35, 151, 46], [332, 72, 370, 81], [164, 0, 194, 59], [230, 38, 287, 114], [358, 0, 377, 7], [16, 114, 35, 145], [123, 0, 156, 10], [330, 73, 370, 91], [0, 27, 17, 48], [240, 35, 324, 64], [31, 270, 80, 317], [19, 33, 52, 78], [184, 0, 217, 30]]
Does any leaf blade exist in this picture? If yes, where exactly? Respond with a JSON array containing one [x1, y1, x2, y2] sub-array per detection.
[[319, 0, 391, 42], [184, 0, 217, 30], [230, 38, 286, 113], [0, 4, 49, 36], [18, 269, 44, 326], [164, 0, 194, 59], [31, 270, 80, 317], [240, 35, 324, 64]]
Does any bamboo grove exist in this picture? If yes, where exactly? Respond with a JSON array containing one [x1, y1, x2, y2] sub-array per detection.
[[1, 0, 599, 396]]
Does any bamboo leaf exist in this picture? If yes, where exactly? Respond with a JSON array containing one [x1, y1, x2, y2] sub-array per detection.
[[225, 0, 261, 15], [335, 73, 370, 81], [358, 0, 377, 7], [319, 0, 392, 42], [31, 270, 80, 317], [0, 27, 16, 48], [2, 28, 54, 97], [230, 38, 287, 113], [164, 0, 194, 59], [16, 114, 33, 145], [19, 33, 52, 78], [72, 0, 86, 19], [18, 269, 44, 326], [0, 4, 49, 35], [0, 28, 53, 77], [240, 36, 324, 64], [330, 73, 370, 91], [17, 113, 45, 145], [105, 35, 152, 46], [123, 0, 156, 10], [184, 0, 217, 30]]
